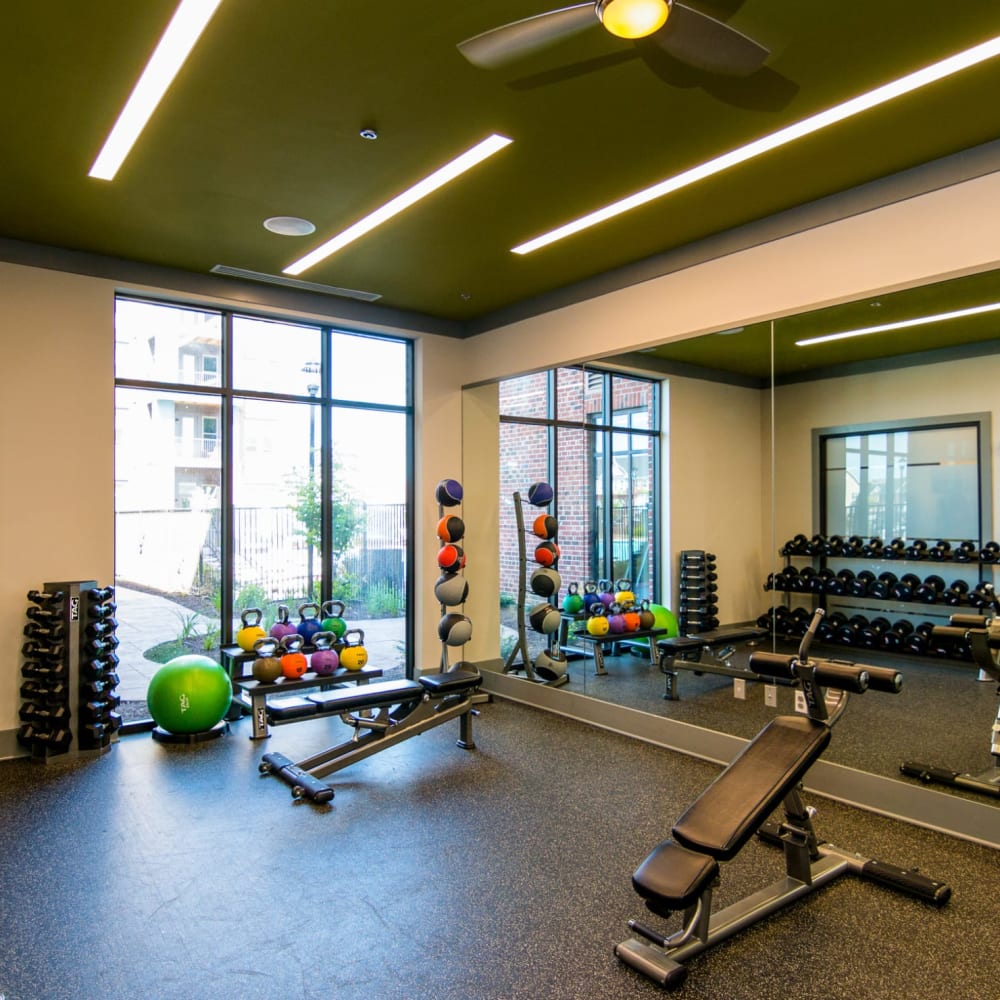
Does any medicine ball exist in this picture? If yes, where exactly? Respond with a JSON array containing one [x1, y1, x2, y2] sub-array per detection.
[[532, 514, 558, 539], [530, 567, 561, 598], [534, 648, 568, 681], [438, 612, 473, 646], [436, 515, 465, 543], [435, 572, 469, 607], [437, 543, 466, 573], [435, 479, 463, 507], [528, 602, 561, 635], [534, 541, 560, 567], [526, 481, 554, 507]]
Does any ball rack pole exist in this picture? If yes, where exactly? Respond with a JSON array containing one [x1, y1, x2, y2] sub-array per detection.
[[503, 491, 537, 680]]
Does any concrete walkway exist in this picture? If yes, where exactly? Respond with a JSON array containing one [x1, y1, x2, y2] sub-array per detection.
[[113, 587, 406, 701]]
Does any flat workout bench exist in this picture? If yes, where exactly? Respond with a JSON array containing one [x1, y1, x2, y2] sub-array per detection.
[[657, 625, 768, 700], [616, 610, 951, 991], [260, 669, 485, 804]]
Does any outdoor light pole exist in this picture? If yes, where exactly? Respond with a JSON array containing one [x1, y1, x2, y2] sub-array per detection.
[[307, 383, 319, 598]]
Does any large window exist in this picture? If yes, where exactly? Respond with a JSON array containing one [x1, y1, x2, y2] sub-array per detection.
[[498, 367, 659, 658], [818, 416, 990, 543], [114, 297, 413, 722]]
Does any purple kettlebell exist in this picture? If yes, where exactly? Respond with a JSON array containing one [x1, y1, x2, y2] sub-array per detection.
[[269, 604, 297, 642], [310, 631, 341, 676]]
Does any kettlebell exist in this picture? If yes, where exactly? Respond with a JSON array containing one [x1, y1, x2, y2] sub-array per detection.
[[533, 648, 568, 682], [614, 578, 635, 605], [269, 604, 297, 642], [607, 601, 627, 634], [339, 629, 369, 671], [563, 582, 584, 615], [637, 599, 656, 631], [622, 603, 641, 633], [586, 603, 609, 637], [251, 636, 282, 683], [309, 631, 341, 676], [320, 600, 347, 638], [236, 608, 266, 652], [597, 580, 615, 609], [581, 582, 602, 613], [279, 633, 309, 679], [296, 602, 323, 646]]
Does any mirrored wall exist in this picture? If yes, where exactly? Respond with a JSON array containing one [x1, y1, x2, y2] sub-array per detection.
[[469, 266, 1000, 845]]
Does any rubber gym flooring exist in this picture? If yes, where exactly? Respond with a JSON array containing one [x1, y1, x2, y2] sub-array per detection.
[[0, 696, 996, 1000]]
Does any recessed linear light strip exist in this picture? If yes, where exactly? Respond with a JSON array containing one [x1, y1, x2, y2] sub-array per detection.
[[89, 0, 224, 181], [511, 33, 1000, 255], [284, 133, 513, 276], [796, 300, 1000, 347]]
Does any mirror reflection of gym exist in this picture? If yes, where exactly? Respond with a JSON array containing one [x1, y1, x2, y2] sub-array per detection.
[[486, 266, 1000, 808]]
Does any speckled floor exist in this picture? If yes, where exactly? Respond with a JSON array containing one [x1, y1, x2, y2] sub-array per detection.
[[0, 698, 996, 1000]]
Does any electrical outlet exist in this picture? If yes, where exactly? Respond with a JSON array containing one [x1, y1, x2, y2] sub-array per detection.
[[764, 684, 777, 708], [733, 678, 746, 700]]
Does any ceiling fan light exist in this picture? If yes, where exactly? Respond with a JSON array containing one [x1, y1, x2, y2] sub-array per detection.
[[597, 0, 669, 40]]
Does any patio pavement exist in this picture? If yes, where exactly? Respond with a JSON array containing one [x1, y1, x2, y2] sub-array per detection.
[[113, 587, 406, 701]]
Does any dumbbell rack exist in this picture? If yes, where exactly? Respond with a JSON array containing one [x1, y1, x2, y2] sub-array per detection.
[[762, 534, 999, 660], [502, 491, 568, 686], [678, 551, 718, 634], [19, 580, 121, 761]]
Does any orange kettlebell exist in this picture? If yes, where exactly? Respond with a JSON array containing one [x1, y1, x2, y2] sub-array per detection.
[[279, 633, 309, 679]]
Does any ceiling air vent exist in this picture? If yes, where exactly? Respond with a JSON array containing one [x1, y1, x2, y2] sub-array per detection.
[[210, 265, 381, 302]]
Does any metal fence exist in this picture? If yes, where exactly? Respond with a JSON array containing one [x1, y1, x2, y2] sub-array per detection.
[[190, 502, 407, 600]]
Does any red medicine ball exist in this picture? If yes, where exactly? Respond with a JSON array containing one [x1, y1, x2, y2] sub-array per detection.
[[534, 541, 560, 567]]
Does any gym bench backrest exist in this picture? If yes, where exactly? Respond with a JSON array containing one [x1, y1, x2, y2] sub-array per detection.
[[672, 715, 831, 861]]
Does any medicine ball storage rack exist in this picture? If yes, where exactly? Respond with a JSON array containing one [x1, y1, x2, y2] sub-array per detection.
[[435, 477, 474, 672], [18, 580, 121, 760], [503, 486, 569, 686], [678, 550, 719, 634], [760, 534, 1000, 661]]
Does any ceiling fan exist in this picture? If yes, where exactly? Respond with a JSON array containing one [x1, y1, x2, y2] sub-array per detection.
[[457, 0, 770, 78]]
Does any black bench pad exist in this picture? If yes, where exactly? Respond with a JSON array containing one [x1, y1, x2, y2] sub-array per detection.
[[419, 667, 481, 696], [658, 627, 767, 653], [633, 839, 719, 913], [307, 679, 425, 713], [672, 715, 831, 862]]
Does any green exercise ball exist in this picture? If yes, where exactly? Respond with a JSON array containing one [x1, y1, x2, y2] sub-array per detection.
[[147, 655, 232, 734], [650, 603, 680, 638]]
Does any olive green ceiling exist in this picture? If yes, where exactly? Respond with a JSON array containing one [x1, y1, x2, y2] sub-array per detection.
[[2, 0, 1000, 338]]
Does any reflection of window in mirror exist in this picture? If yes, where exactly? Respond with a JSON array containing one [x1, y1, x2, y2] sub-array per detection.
[[818, 417, 990, 542], [497, 367, 661, 658]]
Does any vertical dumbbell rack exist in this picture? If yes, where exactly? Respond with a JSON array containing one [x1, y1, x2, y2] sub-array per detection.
[[678, 551, 719, 634], [19, 580, 121, 761]]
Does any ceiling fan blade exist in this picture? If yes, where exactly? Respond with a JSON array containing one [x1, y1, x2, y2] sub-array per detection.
[[457, 4, 598, 70], [652, 2, 769, 77]]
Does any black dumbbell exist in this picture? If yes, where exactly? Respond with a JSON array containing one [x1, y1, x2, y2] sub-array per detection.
[[885, 538, 907, 559], [913, 575, 946, 603], [943, 579, 970, 606], [891, 573, 921, 601], [953, 540, 977, 563], [822, 568, 844, 595], [868, 571, 897, 599], [979, 541, 1000, 563], [862, 537, 884, 558], [26, 589, 65, 607], [928, 540, 952, 561], [859, 616, 892, 648], [781, 534, 809, 556], [843, 535, 865, 557], [905, 539, 929, 559]]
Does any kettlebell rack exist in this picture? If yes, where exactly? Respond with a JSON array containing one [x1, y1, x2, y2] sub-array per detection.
[[18, 580, 121, 761], [678, 551, 719, 634], [502, 489, 568, 686], [760, 532, 999, 661]]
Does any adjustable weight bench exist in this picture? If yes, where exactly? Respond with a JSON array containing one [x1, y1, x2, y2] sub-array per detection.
[[616, 610, 951, 991], [657, 625, 769, 700], [259, 668, 485, 804]]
